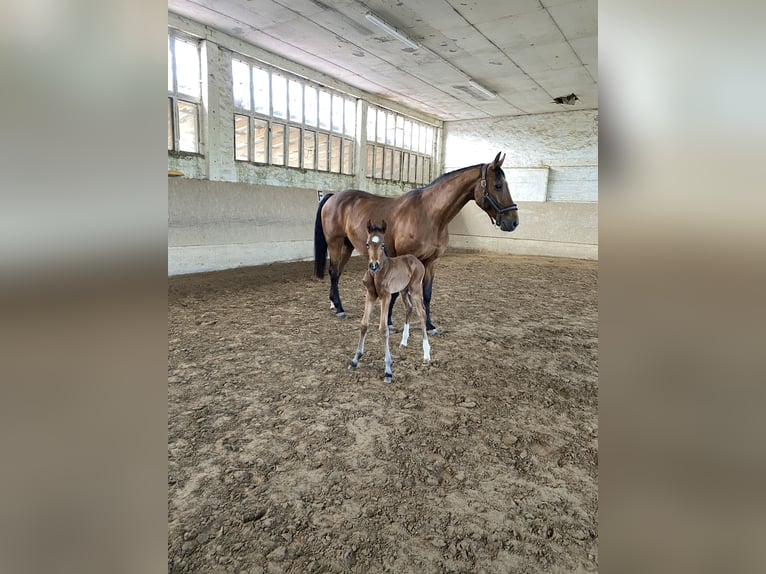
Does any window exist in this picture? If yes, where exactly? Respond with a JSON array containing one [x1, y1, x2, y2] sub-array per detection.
[[168, 30, 201, 153], [232, 56, 356, 173], [366, 105, 437, 184]]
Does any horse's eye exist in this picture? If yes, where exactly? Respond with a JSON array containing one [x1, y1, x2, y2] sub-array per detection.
[[494, 183, 503, 190]]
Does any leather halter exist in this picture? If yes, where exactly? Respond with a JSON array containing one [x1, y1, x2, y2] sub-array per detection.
[[479, 163, 518, 226]]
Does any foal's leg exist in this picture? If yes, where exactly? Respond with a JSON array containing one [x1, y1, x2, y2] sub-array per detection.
[[349, 290, 375, 370], [379, 294, 394, 383], [411, 290, 431, 363], [399, 290, 413, 349]]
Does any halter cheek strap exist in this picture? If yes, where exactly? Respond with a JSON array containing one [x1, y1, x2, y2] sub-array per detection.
[[479, 163, 518, 226]]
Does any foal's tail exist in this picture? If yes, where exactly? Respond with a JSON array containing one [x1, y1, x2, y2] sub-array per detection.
[[314, 193, 334, 278]]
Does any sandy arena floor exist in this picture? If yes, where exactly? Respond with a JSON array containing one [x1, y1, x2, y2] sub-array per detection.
[[168, 251, 598, 573]]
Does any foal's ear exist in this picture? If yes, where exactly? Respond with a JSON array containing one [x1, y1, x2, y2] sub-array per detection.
[[367, 219, 374, 233], [492, 152, 505, 168], [380, 220, 387, 233]]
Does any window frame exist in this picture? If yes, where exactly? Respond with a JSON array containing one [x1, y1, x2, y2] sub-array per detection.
[[232, 55, 357, 174], [365, 105, 438, 185], [168, 29, 202, 155]]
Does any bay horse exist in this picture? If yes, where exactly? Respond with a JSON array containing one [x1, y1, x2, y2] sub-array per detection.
[[314, 152, 519, 334], [349, 221, 430, 383]]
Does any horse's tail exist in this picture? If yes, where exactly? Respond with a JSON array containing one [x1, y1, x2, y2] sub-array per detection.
[[314, 193, 334, 278]]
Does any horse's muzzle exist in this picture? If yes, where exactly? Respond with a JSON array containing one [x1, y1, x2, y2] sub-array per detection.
[[499, 217, 519, 232], [369, 262, 380, 273]]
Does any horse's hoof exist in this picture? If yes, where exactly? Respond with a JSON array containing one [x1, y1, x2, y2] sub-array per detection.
[[427, 328, 440, 336], [384, 375, 393, 384], [399, 343, 407, 350], [388, 325, 398, 334], [336, 312, 346, 319], [348, 363, 357, 370], [423, 358, 431, 365]]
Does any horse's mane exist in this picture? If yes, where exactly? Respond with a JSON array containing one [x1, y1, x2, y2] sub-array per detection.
[[409, 162, 504, 194]]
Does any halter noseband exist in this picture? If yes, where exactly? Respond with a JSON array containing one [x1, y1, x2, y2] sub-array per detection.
[[479, 163, 518, 226]]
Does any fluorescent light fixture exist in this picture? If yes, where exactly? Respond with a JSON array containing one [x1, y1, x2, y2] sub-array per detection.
[[365, 12, 419, 50], [468, 79, 496, 99]]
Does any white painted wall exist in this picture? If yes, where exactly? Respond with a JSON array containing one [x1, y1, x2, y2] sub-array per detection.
[[444, 110, 598, 259], [169, 179, 318, 275]]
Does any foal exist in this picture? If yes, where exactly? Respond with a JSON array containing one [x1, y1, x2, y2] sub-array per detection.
[[349, 221, 431, 383]]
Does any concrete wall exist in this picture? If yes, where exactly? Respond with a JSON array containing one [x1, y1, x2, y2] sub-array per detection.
[[444, 110, 598, 259], [169, 178, 319, 275]]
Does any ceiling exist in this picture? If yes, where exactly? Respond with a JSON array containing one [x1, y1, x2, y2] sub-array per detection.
[[168, 0, 597, 122]]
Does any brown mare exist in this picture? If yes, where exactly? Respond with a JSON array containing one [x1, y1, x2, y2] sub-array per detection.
[[314, 152, 519, 334], [348, 221, 430, 383]]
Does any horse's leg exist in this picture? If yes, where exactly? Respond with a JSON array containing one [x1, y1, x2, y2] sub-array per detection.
[[379, 294, 394, 383], [349, 291, 375, 370], [399, 289, 413, 349], [328, 239, 353, 318], [386, 291, 399, 333], [423, 263, 439, 335], [411, 290, 431, 364]]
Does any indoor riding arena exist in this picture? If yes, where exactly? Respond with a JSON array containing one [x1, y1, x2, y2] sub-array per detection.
[[168, 2, 598, 573]]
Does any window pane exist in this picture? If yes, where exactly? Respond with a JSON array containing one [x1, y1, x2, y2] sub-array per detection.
[[253, 68, 269, 114], [376, 109, 386, 143], [391, 150, 401, 181], [423, 157, 431, 182], [419, 124, 428, 153], [234, 114, 249, 160], [331, 94, 343, 133], [254, 119, 268, 163], [287, 126, 301, 167], [366, 144, 373, 177], [342, 139, 353, 175], [344, 99, 356, 137], [374, 146, 383, 179], [271, 123, 285, 165], [403, 120, 412, 150], [411, 123, 420, 154], [232, 60, 251, 110], [168, 98, 173, 150], [304, 87, 317, 126], [303, 130, 316, 169], [395, 116, 404, 148], [330, 135, 341, 173], [366, 108, 376, 142], [383, 148, 393, 179], [317, 133, 329, 171], [318, 91, 331, 130], [289, 80, 303, 123], [425, 126, 434, 154], [386, 113, 395, 145], [175, 38, 200, 98], [416, 155, 424, 183], [272, 75, 287, 118], [401, 152, 409, 182], [168, 37, 173, 91], [177, 101, 198, 152], [409, 154, 417, 183]]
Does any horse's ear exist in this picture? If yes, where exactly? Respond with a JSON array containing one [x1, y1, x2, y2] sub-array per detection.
[[493, 152, 505, 168], [367, 219, 373, 232], [380, 220, 387, 233]]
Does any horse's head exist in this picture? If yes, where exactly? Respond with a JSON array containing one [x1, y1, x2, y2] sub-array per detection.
[[475, 152, 520, 232], [365, 220, 388, 273]]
